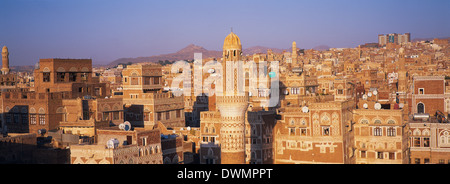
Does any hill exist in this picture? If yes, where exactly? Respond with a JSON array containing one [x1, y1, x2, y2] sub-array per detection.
[[107, 44, 222, 67]]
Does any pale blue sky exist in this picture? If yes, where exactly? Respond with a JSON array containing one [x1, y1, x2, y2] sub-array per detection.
[[0, 0, 449, 65]]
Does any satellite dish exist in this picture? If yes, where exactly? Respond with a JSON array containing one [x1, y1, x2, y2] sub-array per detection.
[[399, 103, 404, 108], [363, 103, 368, 109], [362, 94, 368, 100], [373, 90, 378, 96], [302, 106, 309, 113], [119, 123, 125, 130], [106, 138, 119, 149], [374, 103, 381, 110], [37, 129, 46, 135], [269, 71, 276, 78], [249, 91, 252, 96], [123, 121, 131, 131], [367, 92, 372, 97], [187, 126, 191, 131]]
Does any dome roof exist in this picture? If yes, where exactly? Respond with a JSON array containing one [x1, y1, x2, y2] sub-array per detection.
[[223, 32, 242, 50], [2, 46, 7, 53]]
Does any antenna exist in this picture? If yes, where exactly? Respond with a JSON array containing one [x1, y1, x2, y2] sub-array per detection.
[[231, 27, 233, 33]]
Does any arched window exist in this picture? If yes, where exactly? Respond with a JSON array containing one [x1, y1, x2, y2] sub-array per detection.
[[173, 156, 179, 164], [445, 99, 450, 113], [440, 131, 450, 146], [422, 129, 430, 136], [139, 148, 144, 157], [301, 119, 306, 126], [417, 103, 425, 114], [208, 148, 214, 156], [360, 119, 369, 124], [289, 119, 295, 126], [413, 129, 421, 136], [164, 157, 171, 164]]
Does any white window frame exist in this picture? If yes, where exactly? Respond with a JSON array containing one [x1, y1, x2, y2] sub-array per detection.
[[39, 114, 45, 125], [377, 151, 384, 159], [387, 127, 396, 137], [418, 88, 424, 94], [374, 127, 383, 136]]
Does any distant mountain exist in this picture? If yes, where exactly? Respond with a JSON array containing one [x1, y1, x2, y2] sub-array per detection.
[[312, 45, 330, 51], [107, 44, 222, 67], [11, 65, 35, 73]]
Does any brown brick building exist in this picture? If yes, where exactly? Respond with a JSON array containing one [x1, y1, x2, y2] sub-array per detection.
[[70, 127, 164, 164], [274, 100, 354, 164], [122, 64, 185, 129], [411, 76, 447, 115], [409, 117, 450, 164], [353, 109, 408, 164], [33, 58, 109, 98]]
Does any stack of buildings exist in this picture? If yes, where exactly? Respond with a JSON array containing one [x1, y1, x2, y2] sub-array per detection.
[[1, 32, 449, 164]]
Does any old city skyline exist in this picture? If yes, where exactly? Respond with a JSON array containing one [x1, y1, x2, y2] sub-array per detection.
[[1, 0, 450, 166]]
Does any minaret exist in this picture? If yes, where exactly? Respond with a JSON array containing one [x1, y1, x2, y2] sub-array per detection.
[[292, 41, 298, 64], [398, 48, 407, 92], [1, 46, 10, 74], [358, 45, 362, 59], [216, 31, 248, 164]]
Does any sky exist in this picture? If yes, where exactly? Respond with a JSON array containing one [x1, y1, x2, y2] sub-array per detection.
[[0, 0, 449, 66]]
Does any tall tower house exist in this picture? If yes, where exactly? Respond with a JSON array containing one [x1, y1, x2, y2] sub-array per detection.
[[292, 41, 298, 63], [2, 46, 10, 74], [216, 31, 249, 164], [398, 48, 407, 92]]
